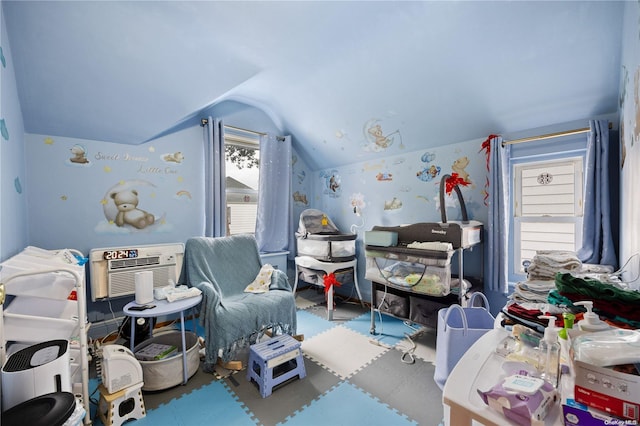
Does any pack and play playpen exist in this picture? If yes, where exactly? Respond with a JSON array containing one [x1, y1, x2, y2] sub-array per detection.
[[294, 209, 363, 317]]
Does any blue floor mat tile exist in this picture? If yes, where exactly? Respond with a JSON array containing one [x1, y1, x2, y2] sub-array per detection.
[[92, 380, 254, 426], [86, 297, 441, 426], [282, 382, 417, 426], [135, 380, 254, 426], [343, 311, 424, 347], [296, 309, 336, 339]]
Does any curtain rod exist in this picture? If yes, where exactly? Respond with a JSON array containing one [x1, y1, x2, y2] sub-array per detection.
[[200, 118, 285, 141], [199, 118, 266, 136], [502, 122, 612, 147], [224, 124, 266, 137]]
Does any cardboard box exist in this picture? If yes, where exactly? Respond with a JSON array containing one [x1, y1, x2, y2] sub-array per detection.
[[573, 359, 640, 421], [562, 398, 629, 426]]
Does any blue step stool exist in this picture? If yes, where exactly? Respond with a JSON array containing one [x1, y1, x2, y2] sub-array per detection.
[[246, 334, 306, 398]]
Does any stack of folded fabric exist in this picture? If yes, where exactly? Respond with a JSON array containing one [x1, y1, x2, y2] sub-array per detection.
[[505, 250, 584, 331], [511, 279, 557, 304], [510, 250, 582, 304], [501, 301, 565, 332], [551, 272, 640, 328], [527, 250, 582, 281]]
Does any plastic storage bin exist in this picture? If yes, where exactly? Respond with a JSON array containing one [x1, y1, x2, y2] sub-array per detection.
[[133, 330, 199, 391], [3, 297, 79, 343], [365, 254, 453, 297]]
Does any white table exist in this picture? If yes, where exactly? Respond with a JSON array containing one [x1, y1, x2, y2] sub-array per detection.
[[293, 255, 363, 320], [123, 295, 202, 385], [442, 327, 563, 425]]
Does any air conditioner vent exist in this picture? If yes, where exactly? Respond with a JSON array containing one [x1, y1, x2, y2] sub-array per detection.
[[109, 256, 161, 270], [89, 243, 184, 301]]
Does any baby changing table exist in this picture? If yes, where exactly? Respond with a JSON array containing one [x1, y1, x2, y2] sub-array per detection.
[[0, 246, 91, 425], [366, 176, 482, 332], [365, 221, 482, 332]]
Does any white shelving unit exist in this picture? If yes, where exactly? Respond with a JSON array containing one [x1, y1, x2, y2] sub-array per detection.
[[0, 247, 90, 425]]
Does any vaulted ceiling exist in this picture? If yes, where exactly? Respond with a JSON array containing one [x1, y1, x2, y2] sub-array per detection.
[[3, 1, 624, 169]]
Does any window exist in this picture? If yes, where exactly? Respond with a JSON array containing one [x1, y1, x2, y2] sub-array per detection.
[[511, 157, 583, 279], [224, 133, 260, 235]]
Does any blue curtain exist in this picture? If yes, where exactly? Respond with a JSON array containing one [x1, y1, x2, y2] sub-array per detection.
[[486, 135, 511, 293], [203, 117, 226, 237], [255, 134, 292, 253], [578, 119, 617, 268]]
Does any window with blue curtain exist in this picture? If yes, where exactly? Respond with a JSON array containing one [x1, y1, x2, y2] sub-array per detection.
[[487, 120, 618, 294], [203, 118, 293, 254], [507, 135, 588, 283]]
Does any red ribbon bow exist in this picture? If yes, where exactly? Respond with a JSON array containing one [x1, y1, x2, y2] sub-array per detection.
[[323, 272, 341, 294], [444, 173, 469, 194], [479, 134, 499, 171]]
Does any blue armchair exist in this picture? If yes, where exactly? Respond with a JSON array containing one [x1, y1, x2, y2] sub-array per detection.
[[179, 235, 297, 371]]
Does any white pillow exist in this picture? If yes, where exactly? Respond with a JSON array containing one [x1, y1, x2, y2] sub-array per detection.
[[244, 264, 274, 293]]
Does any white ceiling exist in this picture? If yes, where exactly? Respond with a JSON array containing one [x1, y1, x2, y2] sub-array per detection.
[[3, 1, 624, 169]]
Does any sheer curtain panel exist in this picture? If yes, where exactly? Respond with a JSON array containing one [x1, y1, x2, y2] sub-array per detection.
[[255, 134, 292, 253]]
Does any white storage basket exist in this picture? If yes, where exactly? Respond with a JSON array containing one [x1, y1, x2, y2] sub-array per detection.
[[134, 330, 199, 391]]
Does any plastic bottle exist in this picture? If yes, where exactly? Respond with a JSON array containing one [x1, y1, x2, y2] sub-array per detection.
[[537, 315, 560, 388], [575, 301, 610, 332]]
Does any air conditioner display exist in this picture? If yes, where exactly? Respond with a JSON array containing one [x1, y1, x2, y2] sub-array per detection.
[[102, 249, 139, 260]]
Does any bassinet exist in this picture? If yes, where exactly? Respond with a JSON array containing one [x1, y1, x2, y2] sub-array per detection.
[[295, 209, 356, 262]]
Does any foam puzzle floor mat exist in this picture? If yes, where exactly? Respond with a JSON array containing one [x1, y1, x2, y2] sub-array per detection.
[[89, 288, 444, 426]]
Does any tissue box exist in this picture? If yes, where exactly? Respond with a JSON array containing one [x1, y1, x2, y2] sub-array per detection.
[[573, 360, 640, 421]]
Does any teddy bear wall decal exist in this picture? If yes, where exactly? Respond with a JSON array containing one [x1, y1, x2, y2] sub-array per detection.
[[110, 189, 155, 229], [69, 144, 90, 164]]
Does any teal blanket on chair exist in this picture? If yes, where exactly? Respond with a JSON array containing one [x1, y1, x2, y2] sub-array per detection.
[[178, 235, 297, 371]]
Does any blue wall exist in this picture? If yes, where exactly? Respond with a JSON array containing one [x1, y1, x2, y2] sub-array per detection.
[[0, 8, 28, 260], [300, 136, 489, 305], [19, 100, 300, 319], [24, 130, 205, 253], [22, 99, 293, 256]]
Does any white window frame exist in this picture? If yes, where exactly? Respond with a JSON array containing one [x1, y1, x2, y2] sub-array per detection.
[[224, 133, 260, 236], [510, 156, 584, 279]]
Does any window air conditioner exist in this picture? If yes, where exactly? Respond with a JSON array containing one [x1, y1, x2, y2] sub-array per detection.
[[89, 243, 184, 301]]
